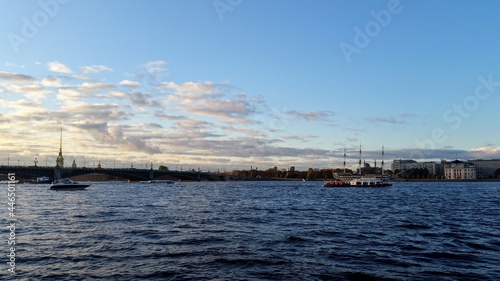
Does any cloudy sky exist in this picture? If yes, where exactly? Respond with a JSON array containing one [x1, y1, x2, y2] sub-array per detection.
[[1, 0, 500, 171]]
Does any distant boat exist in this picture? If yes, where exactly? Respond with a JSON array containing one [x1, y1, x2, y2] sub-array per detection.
[[349, 178, 392, 187], [49, 178, 90, 190], [324, 178, 391, 188], [139, 180, 176, 184], [28, 176, 52, 184]]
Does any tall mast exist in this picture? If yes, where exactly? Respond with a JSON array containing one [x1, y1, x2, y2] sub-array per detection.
[[381, 146, 385, 175], [343, 147, 346, 174], [358, 143, 362, 174]]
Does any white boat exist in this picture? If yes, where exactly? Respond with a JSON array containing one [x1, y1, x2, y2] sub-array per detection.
[[49, 178, 91, 190], [349, 178, 391, 187], [29, 176, 52, 184], [139, 180, 176, 184]]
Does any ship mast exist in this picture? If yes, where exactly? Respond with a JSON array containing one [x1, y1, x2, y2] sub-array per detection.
[[381, 146, 385, 175], [358, 143, 362, 174], [343, 147, 346, 174]]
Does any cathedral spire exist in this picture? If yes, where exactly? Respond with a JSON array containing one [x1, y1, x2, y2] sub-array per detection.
[[59, 127, 63, 154], [56, 127, 64, 168]]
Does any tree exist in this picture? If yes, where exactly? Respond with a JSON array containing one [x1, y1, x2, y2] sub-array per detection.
[[306, 168, 316, 180], [158, 165, 169, 171]]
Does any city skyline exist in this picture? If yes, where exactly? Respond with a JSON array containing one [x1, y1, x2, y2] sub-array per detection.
[[1, 1, 500, 171]]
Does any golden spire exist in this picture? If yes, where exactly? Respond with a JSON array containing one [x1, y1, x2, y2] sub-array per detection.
[[59, 127, 63, 155], [56, 126, 64, 168]]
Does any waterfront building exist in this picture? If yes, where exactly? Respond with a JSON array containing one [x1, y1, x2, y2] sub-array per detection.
[[391, 160, 437, 176], [444, 160, 477, 180], [467, 159, 500, 178]]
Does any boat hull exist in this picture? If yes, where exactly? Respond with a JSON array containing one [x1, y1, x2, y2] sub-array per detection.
[[49, 184, 90, 190], [324, 179, 392, 188], [324, 181, 351, 187]]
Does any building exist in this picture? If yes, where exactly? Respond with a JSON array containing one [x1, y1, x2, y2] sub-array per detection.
[[391, 160, 437, 176], [468, 159, 500, 178], [444, 160, 476, 180]]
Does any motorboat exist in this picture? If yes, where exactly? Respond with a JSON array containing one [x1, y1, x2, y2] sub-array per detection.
[[49, 178, 90, 190]]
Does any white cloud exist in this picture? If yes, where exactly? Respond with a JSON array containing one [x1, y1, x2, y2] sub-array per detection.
[[57, 88, 87, 101], [162, 81, 258, 123], [142, 60, 168, 73], [41, 77, 62, 87], [47, 61, 73, 74], [119, 80, 141, 87], [80, 65, 113, 74], [71, 74, 93, 81], [4, 85, 49, 102], [470, 145, 500, 159], [79, 82, 115, 92]]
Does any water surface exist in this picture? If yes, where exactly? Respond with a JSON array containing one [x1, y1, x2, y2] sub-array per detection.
[[4, 181, 500, 280]]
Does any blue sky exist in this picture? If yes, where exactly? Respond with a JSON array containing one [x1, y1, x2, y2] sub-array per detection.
[[1, 0, 500, 171]]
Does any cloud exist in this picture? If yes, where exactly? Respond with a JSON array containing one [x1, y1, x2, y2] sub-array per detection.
[[365, 117, 406, 124], [188, 99, 257, 124], [154, 112, 188, 121], [0, 99, 47, 120], [119, 80, 141, 87], [365, 113, 415, 125], [4, 84, 49, 102], [79, 82, 115, 93], [71, 74, 93, 81], [0, 71, 36, 83], [161, 81, 221, 99], [163, 81, 258, 124], [286, 110, 334, 121], [57, 88, 87, 101], [142, 60, 168, 73], [469, 145, 500, 159], [47, 61, 73, 74], [72, 122, 161, 155], [41, 77, 62, 87], [59, 102, 132, 122], [127, 92, 161, 107], [80, 65, 113, 74]]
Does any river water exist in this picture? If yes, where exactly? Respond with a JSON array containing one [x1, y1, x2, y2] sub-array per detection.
[[3, 181, 500, 280]]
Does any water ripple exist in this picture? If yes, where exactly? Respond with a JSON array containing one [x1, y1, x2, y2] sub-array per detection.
[[8, 181, 500, 280]]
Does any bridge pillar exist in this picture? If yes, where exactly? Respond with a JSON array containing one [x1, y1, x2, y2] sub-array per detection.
[[149, 168, 154, 180]]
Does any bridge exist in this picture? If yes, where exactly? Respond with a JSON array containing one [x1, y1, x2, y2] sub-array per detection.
[[0, 166, 226, 182]]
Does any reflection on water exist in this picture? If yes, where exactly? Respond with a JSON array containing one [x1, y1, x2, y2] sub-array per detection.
[[7, 181, 500, 280]]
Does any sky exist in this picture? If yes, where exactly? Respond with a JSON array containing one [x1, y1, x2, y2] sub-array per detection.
[[1, 0, 500, 171]]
